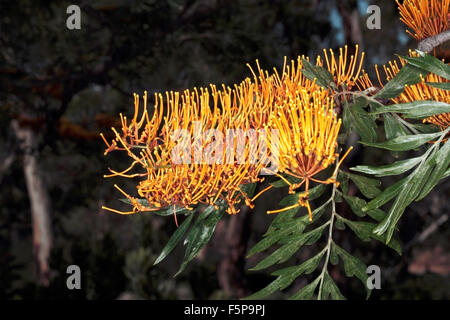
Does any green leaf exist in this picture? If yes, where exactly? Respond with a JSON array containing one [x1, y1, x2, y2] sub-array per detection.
[[175, 205, 225, 276], [338, 217, 401, 254], [301, 58, 335, 89], [344, 172, 381, 198], [247, 219, 306, 257], [373, 150, 437, 242], [321, 272, 346, 300], [383, 113, 409, 140], [250, 224, 327, 271], [342, 194, 385, 221], [375, 64, 426, 99], [408, 122, 440, 134], [244, 250, 325, 299], [239, 182, 257, 198], [400, 52, 450, 80], [289, 276, 321, 300], [426, 82, 450, 90], [337, 171, 349, 194], [417, 138, 450, 201], [360, 131, 442, 151], [343, 97, 377, 143], [343, 195, 367, 217], [342, 195, 383, 221], [154, 214, 194, 265], [271, 250, 325, 280], [332, 243, 369, 298], [372, 101, 450, 119], [443, 167, 450, 179], [364, 177, 408, 211], [350, 156, 422, 177]]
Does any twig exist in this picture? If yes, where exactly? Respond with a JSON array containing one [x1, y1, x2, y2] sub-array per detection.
[[404, 214, 448, 251], [418, 29, 450, 53]]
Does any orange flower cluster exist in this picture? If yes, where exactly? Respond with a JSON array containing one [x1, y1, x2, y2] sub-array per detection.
[[396, 0, 449, 40], [102, 47, 363, 221], [357, 51, 450, 130]]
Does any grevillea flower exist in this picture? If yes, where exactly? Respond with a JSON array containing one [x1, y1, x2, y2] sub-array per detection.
[[315, 45, 365, 91], [362, 53, 450, 131], [396, 0, 450, 41], [265, 87, 351, 221], [101, 83, 268, 220]]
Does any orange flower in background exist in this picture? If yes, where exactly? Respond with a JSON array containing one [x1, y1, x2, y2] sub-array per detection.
[[316, 45, 365, 91], [365, 52, 450, 131], [266, 88, 351, 221], [396, 0, 450, 40]]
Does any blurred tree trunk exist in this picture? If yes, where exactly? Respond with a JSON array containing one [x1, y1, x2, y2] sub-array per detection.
[[12, 119, 52, 286], [337, 0, 363, 47], [217, 206, 252, 298]]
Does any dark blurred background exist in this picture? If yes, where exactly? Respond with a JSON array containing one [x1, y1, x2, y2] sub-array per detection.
[[0, 0, 448, 300]]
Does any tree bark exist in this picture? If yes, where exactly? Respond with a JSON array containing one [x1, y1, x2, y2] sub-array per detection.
[[337, 0, 363, 47], [12, 120, 52, 286], [217, 206, 252, 298]]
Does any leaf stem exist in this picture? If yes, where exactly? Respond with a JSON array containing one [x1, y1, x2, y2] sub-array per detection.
[[317, 167, 339, 300]]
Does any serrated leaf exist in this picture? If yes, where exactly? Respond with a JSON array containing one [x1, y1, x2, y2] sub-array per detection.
[[350, 156, 422, 177], [343, 195, 367, 217], [175, 205, 225, 276], [247, 219, 306, 257], [375, 64, 426, 99], [401, 52, 450, 80], [344, 172, 381, 198], [271, 250, 325, 282], [330, 243, 339, 265], [332, 243, 370, 298], [244, 250, 325, 300], [343, 194, 385, 221], [289, 276, 321, 300], [338, 217, 401, 254], [154, 214, 194, 265], [250, 224, 327, 271], [321, 272, 346, 300], [372, 101, 450, 119], [337, 171, 349, 194], [361, 131, 442, 151]]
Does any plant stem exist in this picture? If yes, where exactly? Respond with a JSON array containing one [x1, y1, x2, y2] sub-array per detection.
[[317, 168, 339, 300]]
